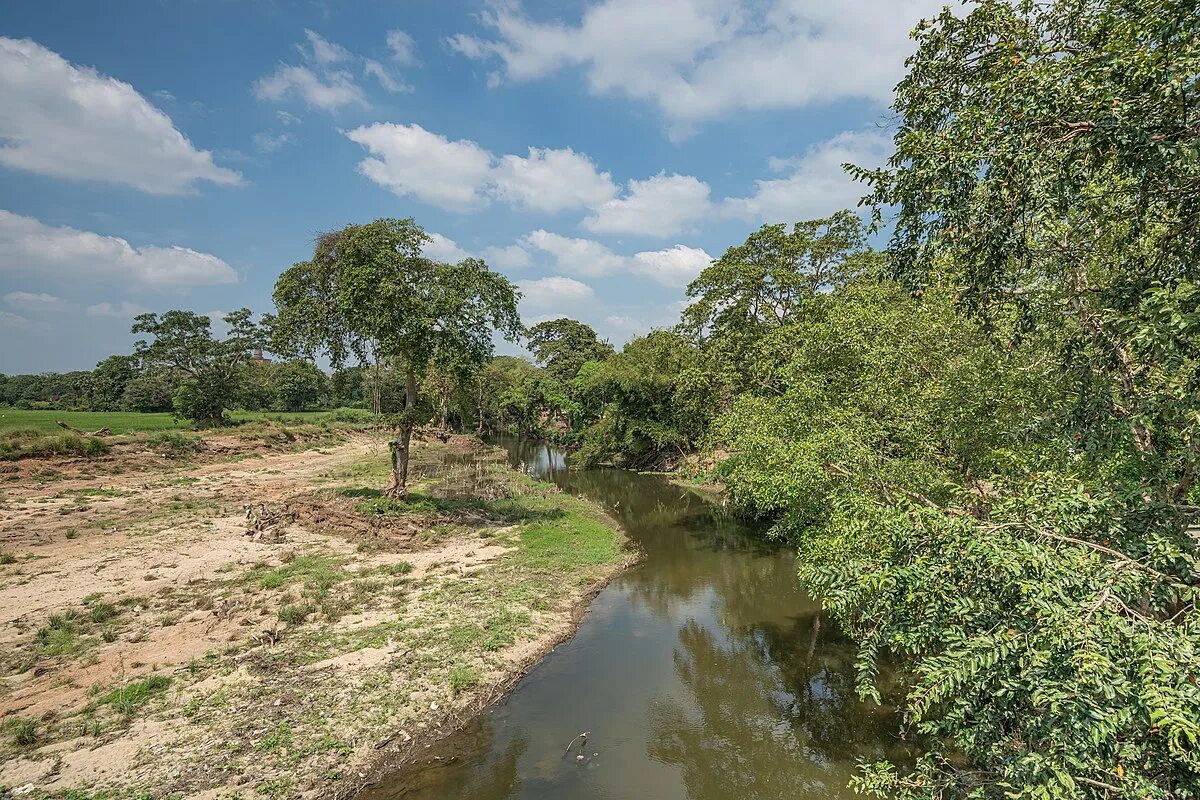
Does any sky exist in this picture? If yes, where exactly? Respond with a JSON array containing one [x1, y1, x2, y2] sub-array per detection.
[[0, 0, 946, 374]]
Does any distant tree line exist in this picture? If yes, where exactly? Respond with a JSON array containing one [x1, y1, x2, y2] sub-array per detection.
[[2, 352, 363, 415]]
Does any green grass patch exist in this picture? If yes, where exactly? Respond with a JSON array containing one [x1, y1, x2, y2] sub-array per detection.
[[247, 555, 349, 600], [447, 664, 482, 695], [35, 611, 88, 657], [0, 410, 187, 434], [5, 716, 38, 746], [145, 431, 202, 458], [98, 675, 171, 715]]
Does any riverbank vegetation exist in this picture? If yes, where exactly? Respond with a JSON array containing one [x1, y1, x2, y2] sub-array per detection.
[[457, 1, 1197, 798]]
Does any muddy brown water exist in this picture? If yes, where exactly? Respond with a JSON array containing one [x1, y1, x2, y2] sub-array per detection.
[[357, 437, 911, 799]]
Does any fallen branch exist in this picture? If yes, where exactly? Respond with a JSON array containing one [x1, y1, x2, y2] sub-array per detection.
[[55, 420, 111, 437]]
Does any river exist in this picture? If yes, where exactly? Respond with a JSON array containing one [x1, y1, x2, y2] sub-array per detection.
[[357, 437, 910, 799]]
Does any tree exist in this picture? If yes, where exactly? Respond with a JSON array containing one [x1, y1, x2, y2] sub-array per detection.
[[682, 211, 877, 341], [121, 369, 177, 412], [682, 211, 881, 404], [132, 309, 262, 427], [86, 355, 137, 411], [526, 318, 614, 386], [273, 218, 521, 496], [795, 1, 1200, 797], [271, 360, 330, 411], [575, 330, 708, 469]]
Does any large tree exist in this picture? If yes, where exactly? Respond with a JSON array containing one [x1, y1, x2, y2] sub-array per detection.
[[526, 318, 614, 385], [131, 309, 262, 426], [803, 1, 1200, 798], [272, 218, 521, 496]]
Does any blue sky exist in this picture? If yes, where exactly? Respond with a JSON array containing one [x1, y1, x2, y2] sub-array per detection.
[[0, 0, 943, 374]]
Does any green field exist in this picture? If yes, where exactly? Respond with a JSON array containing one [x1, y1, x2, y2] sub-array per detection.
[[0, 408, 375, 434]]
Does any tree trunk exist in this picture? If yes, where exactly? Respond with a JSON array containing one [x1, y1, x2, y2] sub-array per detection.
[[370, 348, 382, 415], [475, 380, 484, 437], [438, 384, 450, 432], [386, 369, 418, 498]]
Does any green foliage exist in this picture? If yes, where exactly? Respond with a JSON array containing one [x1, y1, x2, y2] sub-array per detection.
[[526, 318, 614, 385], [119, 369, 179, 413], [575, 330, 710, 469], [132, 309, 263, 427], [447, 664, 481, 695]]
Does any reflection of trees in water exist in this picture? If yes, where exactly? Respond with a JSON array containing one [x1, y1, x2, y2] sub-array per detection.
[[648, 618, 909, 800]]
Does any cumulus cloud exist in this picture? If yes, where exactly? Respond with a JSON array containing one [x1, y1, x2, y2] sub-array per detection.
[[480, 244, 532, 270], [0, 37, 241, 194], [525, 230, 710, 287], [422, 233, 532, 271], [0, 210, 238, 289], [723, 129, 891, 222], [516, 276, 595, 310], [346, 124, 619, 215], [347, 123, 494, 210], [344, 123, 703, 229], [630, 244, 711, 287], [4, 291, 67, 312], [491, 147, 617, 213], [449, 0, 946, 130], [583, 173, 711, 236], [422, 232, 473, 263]]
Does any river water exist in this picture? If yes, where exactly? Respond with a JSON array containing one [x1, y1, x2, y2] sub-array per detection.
[[359, 437, 909, 799]]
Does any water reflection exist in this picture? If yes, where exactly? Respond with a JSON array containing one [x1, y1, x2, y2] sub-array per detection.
[[358, 437, 907, 800]]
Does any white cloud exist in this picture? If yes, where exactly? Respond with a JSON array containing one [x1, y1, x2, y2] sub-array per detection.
[[517, 276, 595, 310], [387, 30, 417, 64], [253, 131, 295, 154], [301, 29, 351, 65], [491, 147, 617, 213], [525, 230, 710, 287], [0, 210, 237, 289], [346, 124, 620, 215], [584, 173, 711, 236], [421, 234, 534, 270], [276, 110, 301, 126], [723, 129, 891, 222], [450, 0, 945, 130], [525, 230, 627, 277], [363, 59, 409, 93], [0, 37, 241, 194], [480, 244, 532, 270], [630, 244, 711, 287], [256, 29, 416, 111], [422, 232, 473, 263], [4, 291, 67, 312], [253, 65, 366, 111], [346, 123, 494, 210]]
